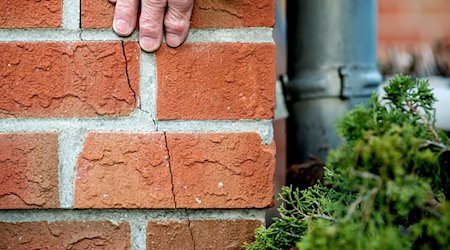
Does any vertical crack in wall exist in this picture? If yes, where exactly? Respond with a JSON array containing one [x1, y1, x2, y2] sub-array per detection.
[[163, 132, 177, 208], [78, 0, 82, 29], [185, 210, 196, 250], [153, 118, 158, 131], [163, 132, 196, 249], [121, 41, 137, 106]]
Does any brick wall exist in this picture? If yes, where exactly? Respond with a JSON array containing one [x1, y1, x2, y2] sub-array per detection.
[[0, 0, 276, 249], [378, 0, 450, 56]]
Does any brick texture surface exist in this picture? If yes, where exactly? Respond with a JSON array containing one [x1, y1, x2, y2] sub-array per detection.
[[0, 221, 130, 249], [1, 0, 276, 247], [74, 132, 175, 208], [148, 220, 194, 249], [0, 42, 139, 118], [81, 0, 115, 29], [156, 43, 275, 120], [191, 0, 274, 28], [147, 219, 262, 249], [81, 0, 273, 29], [0, 0, 62, 28], [167, 133, 276, 208], [74, 132, 275, 209], [0, 133, 59, 209]]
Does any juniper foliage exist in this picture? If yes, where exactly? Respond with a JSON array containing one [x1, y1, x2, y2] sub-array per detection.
[[245, 75, 450, 250]]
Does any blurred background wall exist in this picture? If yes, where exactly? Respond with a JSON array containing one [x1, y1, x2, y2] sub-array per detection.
[[268, 0, 450, 224]]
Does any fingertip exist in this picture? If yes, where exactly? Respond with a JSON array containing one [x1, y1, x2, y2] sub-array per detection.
[[138, 0, 165, 52], [164, 0, 194, 48], [108, 0, 117, 3], [113, 0, 139, 36], [113, 19, 133, 36], [140, 37, 161, 52], [165, 33, 185, 48]]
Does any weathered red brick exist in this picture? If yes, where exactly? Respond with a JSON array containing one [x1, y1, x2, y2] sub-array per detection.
[[74, 132, 175, 208], [0, 221, 130, 249], [191, 0, 274, 28], [0, 0, 61, 28], [148, 220, 194, 249], [147, 219, 262, 249], [74, 132, 275, 209], [81, 0, 273, 29], [0, 42, 139, 118], [0, 133, 59, 209], [81, 0, 115, 29], [167, 133, 276, 208], [156, 43, 275, 120]]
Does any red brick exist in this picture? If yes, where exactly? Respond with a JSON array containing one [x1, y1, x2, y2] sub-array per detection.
[[0, 133, 59, 209], [379, 0, 450, 14], [0, 0, 61, 28], [81, 0, 115, 29], [74, 132, 275, 209], [378, 0, 418, 14], [191, 0, 274, 28], [147, 219, 261, 249], [74, 132, 175, 208], [421, 0, 450, 14], [81, 0, 273, 29], [0, 221, 130, 249], [156, 43, 275, 120], [377, 0, 450, 47], [0, 42, 139, 118], [148, 220, 194, 249], [378, 13, 422, 43], [167, 133, 276, 208]]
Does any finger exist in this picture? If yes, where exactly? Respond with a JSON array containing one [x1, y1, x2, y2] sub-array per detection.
[[164, 0, 194, 47], [109, 0, 117, 3], [113, 0, 139, 36], [139, 0, 166, 52]]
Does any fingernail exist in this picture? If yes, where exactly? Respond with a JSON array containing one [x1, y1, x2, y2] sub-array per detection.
[[166, 33, 184, 48], [140, 37, 160, 52], [113, 19, 132, 36]]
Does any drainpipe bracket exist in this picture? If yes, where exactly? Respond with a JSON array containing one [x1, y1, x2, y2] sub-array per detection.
[[285, 66, 382, 102]]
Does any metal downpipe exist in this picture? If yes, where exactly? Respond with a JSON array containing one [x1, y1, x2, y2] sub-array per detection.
[[285, 0, 382, 176]]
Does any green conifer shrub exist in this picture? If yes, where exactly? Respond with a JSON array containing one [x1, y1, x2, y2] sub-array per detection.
[[245, 75, 450, 250]]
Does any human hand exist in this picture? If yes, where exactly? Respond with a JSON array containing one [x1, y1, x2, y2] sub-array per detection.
[[110, 0, 194, 52]]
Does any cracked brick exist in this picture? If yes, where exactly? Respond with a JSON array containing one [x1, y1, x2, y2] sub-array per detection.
[[74, 132, 275, 209], [147, 220, 262, 249], [156, 43, 276, 120], [0, 0, 61, 28], [0, 133, 59, 209], [0, 221, 130, 249], [164, 132, 178, 208], [74, 132, 175, 208], [167, 133, 276, 208], [120, 41, 137, 106], [0, 42, 139, 118]]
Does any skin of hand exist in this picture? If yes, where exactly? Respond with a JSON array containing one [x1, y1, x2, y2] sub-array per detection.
[[110, 0, 194, 52]]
